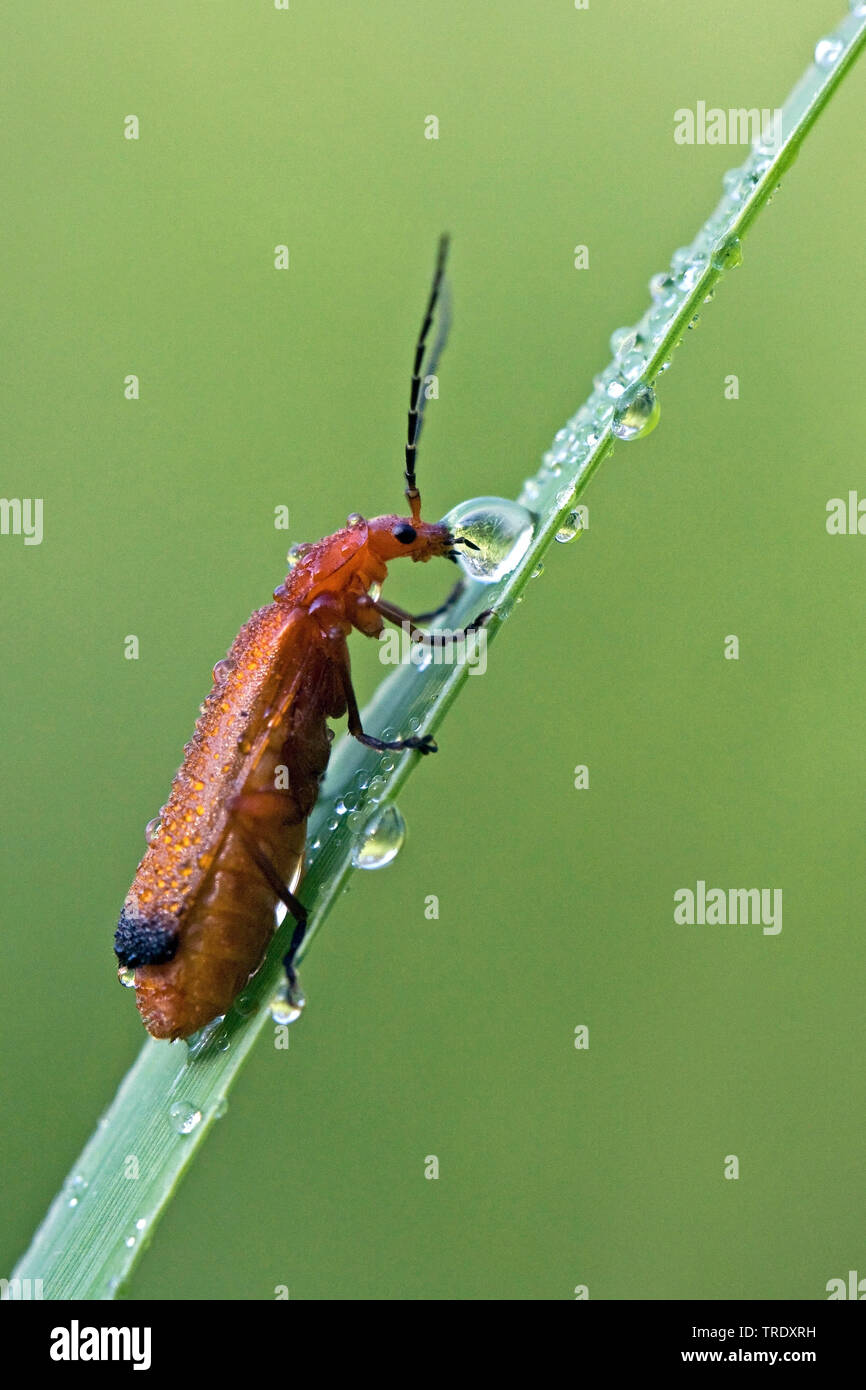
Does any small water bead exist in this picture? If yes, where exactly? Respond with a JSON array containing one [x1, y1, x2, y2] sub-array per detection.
[[722, 169, 747, 201], [234, 991, 256, 1018], [555, 483, 577, 509], [351, 804, 406, 870], [555, 513, 582, 544], [66, 1175, 89, 1208], [609, 326, 637, 357], [620, 349, 648, 381], [442, 497, 535, 583], [212, 658, 235, 684], [518, 478, 541, 506], [214, 1096, 229, 1118], [611, 383, 661, 442], [145, 817, 161, 845], [347, 811, 364, 832], [815, 36, 844, 67], [365, 776, 387, 804], [117, 966, 136, 989], [169, 1102, 202, 1135], [649, 271, 678, 303], [269, 980, 306, 1026], [711, 235, 743, 271], [346, 512, 364, 527], [530, 561, 544, 579]]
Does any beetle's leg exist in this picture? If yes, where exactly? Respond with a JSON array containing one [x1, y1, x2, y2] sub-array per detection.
[[374, 596, 493, 644], [235, 823, 308, 987], [407, 578, 467, 623], [341, 667, 437, 755]]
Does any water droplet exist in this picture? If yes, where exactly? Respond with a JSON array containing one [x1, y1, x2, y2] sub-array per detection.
[[125, 1235, 136, 1248], [270, 980, 306, 1025], [555, 513, 582, 544], [815, 36, 844, 67], [722, 168, 746, 202], [620, 349, 647, 381], [214, 1097, 229, 1118], [442, 498, 535, 583], [530, 561, 544, 579], [712, 235, 743, 271], [212, 658, 234, 684], [519, 477, 540, 505], [234, 991, 256, 1018], [169, 1101, 202, 1135], [135, 1217, 146, 1231], [609, 326, 637, 357], [117, 966, 136, 989], [66, 1174, 88, 1208], [185, 1014, 227, 1058], [351, 804, 406, 869], [611, 383, 661, 442], [346, 512, 364, 527], [649, 270, 677, 304], [287, 543, 312, 569], [145, 817, 161, 845]]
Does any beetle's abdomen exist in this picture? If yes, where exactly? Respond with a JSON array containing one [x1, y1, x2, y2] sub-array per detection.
[[117, 601, 340, 1040], [133, 813, 307, 1040]]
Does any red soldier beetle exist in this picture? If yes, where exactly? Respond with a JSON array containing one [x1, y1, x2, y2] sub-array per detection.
[[115, 236, 489, 1041]]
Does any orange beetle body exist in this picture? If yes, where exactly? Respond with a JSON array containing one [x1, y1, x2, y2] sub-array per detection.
[[116, 515, 459, 1039]]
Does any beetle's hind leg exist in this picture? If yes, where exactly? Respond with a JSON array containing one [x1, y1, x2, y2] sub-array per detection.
[[235, 822, 309, 989], [341, 667, 438, 755]]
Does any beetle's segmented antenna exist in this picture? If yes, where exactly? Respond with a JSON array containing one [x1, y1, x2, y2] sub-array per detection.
[[405, 233, 451, 522]]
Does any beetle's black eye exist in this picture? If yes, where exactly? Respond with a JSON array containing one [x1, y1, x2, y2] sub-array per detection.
[[393, 523, 417, 544]]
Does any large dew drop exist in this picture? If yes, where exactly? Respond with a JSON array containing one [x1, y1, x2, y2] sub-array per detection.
[[611, 383, 661, 442], [351, 804, 406, 869], [442, 497, 535, 584]]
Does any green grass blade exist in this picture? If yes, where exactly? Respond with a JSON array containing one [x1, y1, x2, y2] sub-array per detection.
[[6, 4, 865, 1302]]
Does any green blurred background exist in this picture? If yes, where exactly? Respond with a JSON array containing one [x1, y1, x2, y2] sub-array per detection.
[[2, 0, 864, 1300]]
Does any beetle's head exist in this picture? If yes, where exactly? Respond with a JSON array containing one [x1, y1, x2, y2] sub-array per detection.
[[366, 514, 463, 565]]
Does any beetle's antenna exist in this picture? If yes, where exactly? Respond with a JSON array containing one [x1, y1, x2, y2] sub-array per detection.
[[405, 233, 451, 522]]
